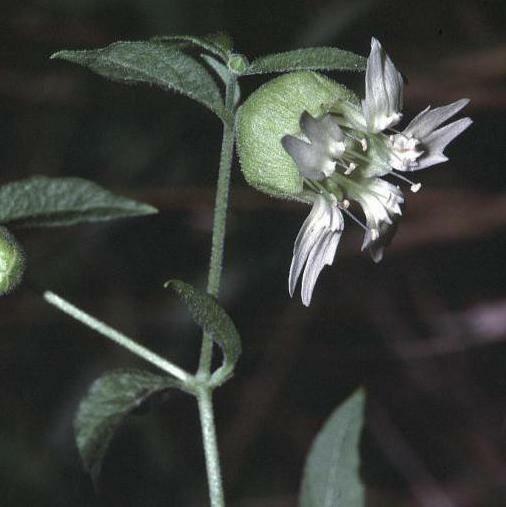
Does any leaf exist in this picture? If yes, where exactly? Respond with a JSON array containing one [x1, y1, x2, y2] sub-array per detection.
[[165, 280, 241, 380], [201, 54, 241, 106], [300, 389, 366, 507], [0, 176, 157, 227], [244, 47, 366, 75], [51, 42, 231, 124], [75, 369, 180, 476], [152, 32, 234, 61]]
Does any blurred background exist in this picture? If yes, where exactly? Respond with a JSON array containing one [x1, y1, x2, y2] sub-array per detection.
[[1, 0, 505, 505]]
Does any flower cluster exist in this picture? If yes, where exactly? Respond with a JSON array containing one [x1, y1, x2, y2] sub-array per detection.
[[282, 38, 472, 306]]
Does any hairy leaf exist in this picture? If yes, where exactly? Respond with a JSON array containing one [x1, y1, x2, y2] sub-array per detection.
[[75, 369, 180, 476], [0, 176, 157, 227], [153, 32, 234, 60], [51, 42, 231, 123], [300, 389, 366, 507], [165, 280, 241, 380], [244, 47, 366, 75]]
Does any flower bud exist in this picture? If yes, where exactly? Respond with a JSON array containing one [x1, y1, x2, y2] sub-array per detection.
[[228, 54, 249, 75], [0, 226, 25, 295], [236, 71, 359, 200]]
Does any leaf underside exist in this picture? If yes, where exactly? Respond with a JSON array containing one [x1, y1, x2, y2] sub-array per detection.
[[52, 41, 231, 124], [165, 280, 241, 379], [75, 369, 180, 477], [0, 176, 157, 227], [245, 47, 366, 75], [300, 389, 366, 507]]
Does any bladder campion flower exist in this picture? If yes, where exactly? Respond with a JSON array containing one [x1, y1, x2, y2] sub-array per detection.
[[237, 38, 472, 306]]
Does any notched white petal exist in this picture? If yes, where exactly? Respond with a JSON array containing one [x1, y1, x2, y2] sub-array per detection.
[[391, 100, 471, 171], [288, 195, 344, 306], [363, 37, 404, 133], [404, 98, 470, 140], [282, 112, 346, 182]]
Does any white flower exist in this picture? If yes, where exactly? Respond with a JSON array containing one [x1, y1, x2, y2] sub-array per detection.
[[388, 99, 473, 171], [281, 112, 346, 180], [278, 38, 471, 306], [362, 37, 404, 133], [288, 194, 344, 306]]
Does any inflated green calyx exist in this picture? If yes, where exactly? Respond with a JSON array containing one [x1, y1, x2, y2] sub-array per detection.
[[236, 71, 359, 200], [0, 226, 25, 295]]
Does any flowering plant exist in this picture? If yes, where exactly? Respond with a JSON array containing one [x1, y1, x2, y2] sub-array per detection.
[[2, 32, 471, 507]]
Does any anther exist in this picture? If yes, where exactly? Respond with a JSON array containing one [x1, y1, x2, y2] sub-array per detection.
[[344, 162, 357, 175], [392, 172, 422, 193]]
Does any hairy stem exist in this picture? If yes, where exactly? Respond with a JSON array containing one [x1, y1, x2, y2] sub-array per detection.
[[198, 389, 225, 507], [199, 75, 237, 376], [44, 291, 192, 384], [197, 74, 237, 507]]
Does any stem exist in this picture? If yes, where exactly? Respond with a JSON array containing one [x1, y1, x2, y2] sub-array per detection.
[[197, 389, 225, 507], [198, 75, 237, 376], [196, 73, 238, 507], [44, 291, 193, 384]]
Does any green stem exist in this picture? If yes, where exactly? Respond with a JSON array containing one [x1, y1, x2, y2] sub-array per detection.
[[44, 291, 193, 384], [197, 389, 225, 507], [196, 73, 237, 507], [198, 75, 237, 376]]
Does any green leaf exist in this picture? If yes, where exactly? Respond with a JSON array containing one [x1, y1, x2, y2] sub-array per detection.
[[51, 42, 231, 124], [152, 32, 234, 61], [201, 55, 241, 106], [244, 47, 366, 75], [300, 389, 366, 507], [165, 280, 241, 381], [75, 368, 180, 476], [0, 176, 157, 227]]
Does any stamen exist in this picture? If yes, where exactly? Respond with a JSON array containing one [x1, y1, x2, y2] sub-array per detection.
[[391, 172, 422, 193], [340, 205, 371, 234], [360, 138, 368, 151]]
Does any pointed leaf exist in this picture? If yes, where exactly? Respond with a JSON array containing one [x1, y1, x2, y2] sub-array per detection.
[[0, 176, 157, 227], [51, 42, 231, 124], [244, 47, 366, 75], [300, 389, 366, 507], [152, 32, 234, 60], [165, 280, 241, 380], [75, 368, 180, 476]]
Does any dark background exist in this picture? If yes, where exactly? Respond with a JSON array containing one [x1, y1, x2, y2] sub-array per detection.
[[1, 0, 505, 506]]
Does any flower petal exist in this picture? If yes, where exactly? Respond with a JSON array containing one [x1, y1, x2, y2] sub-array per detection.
[[363, 37, 403, 133], [414, 117, 473, 170], [300, 228, 341, 306], [404, 99, 470, 140], [289, 195, 344, 305], [281, 135, 334, 180], [282, 112, 345, 180], [288, 195, 330, 297]]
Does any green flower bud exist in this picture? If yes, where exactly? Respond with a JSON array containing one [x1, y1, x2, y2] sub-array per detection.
[[228, 54, 249, 75], [236, 71, 359, 200], [0, 226, 25, 296]]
